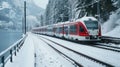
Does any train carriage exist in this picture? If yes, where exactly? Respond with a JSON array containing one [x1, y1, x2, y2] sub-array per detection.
[[54, 22, 64, 38], [46, 25, 54, 36], [63, 21, 70, 39]]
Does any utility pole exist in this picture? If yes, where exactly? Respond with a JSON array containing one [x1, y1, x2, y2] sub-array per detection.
[[24, 1, 26, 34]]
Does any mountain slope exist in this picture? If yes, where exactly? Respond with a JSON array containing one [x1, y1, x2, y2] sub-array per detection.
[[0, 0, 44, 30]]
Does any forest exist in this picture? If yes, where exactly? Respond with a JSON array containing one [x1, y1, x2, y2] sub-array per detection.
[[41, 0, 120, 26]]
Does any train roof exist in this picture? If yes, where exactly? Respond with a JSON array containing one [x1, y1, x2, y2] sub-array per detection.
[[76, 17, 98, 22], [32, 17, 98, 30]]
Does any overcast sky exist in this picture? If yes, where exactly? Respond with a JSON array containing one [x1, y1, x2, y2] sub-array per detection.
[[33, 0, 48, 9]]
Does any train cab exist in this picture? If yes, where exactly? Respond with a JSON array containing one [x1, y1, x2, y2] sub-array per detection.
[[75, 17, 101, 41]]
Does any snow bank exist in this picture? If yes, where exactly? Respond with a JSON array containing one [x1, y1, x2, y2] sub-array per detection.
[[5, 33, 35, 67], [102, 8, 120, 38]]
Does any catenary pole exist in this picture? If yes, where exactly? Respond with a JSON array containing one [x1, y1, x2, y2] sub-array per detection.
[[24, 1, 26, 34]]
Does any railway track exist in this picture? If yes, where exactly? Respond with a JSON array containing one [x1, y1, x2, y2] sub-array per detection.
[[36, 34, 120, 53], [92, 43, 120, 52], [101, 36, 120, 44], [59, 37, 120, 53], [38, 35, 114, 67], [80, 42, 120, 53], [39, 37, 82, 67], [60, 36, 120, 53]]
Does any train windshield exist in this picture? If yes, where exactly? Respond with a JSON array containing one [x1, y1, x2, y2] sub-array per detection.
[[84, 20, 98, 29]]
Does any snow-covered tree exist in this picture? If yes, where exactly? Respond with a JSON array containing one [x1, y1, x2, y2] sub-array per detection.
[[44, 0, 119, 26]]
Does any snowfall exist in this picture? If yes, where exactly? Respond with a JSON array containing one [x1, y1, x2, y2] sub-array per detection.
[[2, 9, 120, 67]]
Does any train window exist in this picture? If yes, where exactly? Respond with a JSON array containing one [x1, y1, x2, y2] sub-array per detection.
[[59, 27, 63, 33], [70, 25, 77, 33], [79, 26, 84, 32], [56, 27, 63, 33], [84, 20, 98, 29], [64, 27, 68, 32], [56, 28, 59, 33], [53, 28, 56, 32]]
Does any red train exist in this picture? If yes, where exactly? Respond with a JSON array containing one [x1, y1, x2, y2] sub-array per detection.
[[32, 17, 101, 41]]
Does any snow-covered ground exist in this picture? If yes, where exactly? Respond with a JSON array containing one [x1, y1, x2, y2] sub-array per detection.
[[102, 8, 120, 38], [5, 32, 120, 67], [32, 34, 74, 67], [5, 33, 74, 67], [36, 34, 120, 67]]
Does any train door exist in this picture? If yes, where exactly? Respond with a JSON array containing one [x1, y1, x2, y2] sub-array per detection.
[[63, 25, 69, 39]]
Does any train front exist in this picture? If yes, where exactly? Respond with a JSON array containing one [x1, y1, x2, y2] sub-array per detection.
[[78, 17, 101, 41]]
